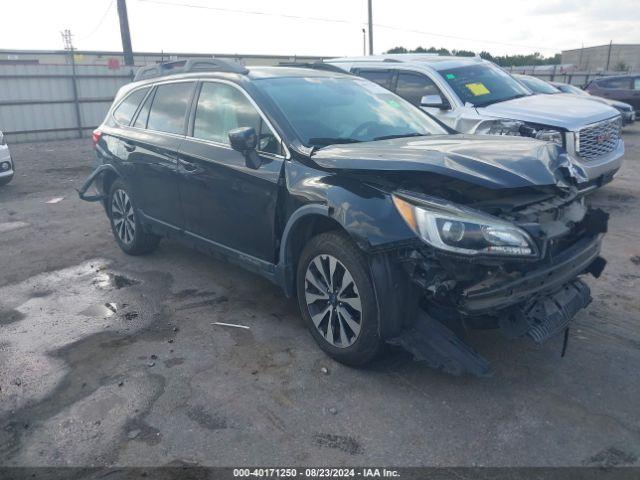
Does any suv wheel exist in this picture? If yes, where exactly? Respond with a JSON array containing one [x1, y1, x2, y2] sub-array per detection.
[[296, 232, 383, 366], [108, 178, 160, 255]]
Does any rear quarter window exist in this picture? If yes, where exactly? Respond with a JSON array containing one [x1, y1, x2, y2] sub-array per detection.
[[599, 78, 631, 89], [112, 88, 149, 126]]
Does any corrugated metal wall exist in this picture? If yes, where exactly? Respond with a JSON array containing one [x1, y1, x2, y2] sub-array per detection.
[[0, 63, 133, 143]]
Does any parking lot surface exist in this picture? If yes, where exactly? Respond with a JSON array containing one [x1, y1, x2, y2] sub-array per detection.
[[1, 127, 640, 467]]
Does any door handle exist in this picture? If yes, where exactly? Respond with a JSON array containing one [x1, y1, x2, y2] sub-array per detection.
[[178, 158, 203, 174], [123, 141, 136, 152]]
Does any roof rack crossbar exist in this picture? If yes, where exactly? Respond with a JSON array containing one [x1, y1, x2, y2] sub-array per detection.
[[133, 58, 249, 81], [277, 60, 349, 74]]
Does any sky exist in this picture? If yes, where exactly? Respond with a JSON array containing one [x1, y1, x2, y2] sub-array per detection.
[[1, 0, 639, 58]]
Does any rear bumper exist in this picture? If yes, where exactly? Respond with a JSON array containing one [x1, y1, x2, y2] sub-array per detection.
[[459, 234, 603, 315]]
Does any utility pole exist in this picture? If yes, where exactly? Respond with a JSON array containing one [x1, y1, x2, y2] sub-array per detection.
[[367, 0, 373, 55], [60, 29, 83, 139], [117, 0, 134, 66], [605, 40, 613, 71]]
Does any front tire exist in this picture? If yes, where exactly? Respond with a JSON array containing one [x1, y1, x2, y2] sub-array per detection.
[[108, 178, 160, 255], [0, 174, 13, 186], [296, 231, 383, 366]]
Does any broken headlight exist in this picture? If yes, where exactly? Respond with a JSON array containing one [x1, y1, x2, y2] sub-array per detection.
[[392, 193, 537, 257], [475, 120, 563, 146]]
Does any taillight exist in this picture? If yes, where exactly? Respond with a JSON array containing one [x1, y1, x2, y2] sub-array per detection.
[[92, 129, 102, 148]]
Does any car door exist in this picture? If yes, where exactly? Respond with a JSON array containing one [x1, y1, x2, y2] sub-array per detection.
[[631, 77, 640, 112], [176, 80, 285, 262], [394, 70, 458, 128], [126, 81, 196, 229]]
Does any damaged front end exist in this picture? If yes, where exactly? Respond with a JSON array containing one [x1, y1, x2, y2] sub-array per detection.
[[377, 185, 608, 376]]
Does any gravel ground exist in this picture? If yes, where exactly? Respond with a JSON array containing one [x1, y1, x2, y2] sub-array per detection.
[[1, 127, 639, 467]]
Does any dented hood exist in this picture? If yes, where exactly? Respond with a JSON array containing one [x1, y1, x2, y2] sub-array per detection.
[[310, 134, 584, 189]]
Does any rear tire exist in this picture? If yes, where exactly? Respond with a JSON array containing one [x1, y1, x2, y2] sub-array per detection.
[[108, 178, 160, 255], [296, 231, 383, 366]]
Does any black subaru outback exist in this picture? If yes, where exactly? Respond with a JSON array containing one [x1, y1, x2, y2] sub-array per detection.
[[79, 59, 608, 375]]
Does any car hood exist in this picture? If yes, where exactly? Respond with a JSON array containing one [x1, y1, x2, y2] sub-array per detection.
[[479, 93, 620, 129], [310, 135, 587, 189]]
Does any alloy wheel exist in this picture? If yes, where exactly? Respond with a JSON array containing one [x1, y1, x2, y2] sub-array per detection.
[[111, 189, 135, 245], [304, 254, 362, 348]]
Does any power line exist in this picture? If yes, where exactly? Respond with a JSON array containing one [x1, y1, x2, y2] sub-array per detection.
[[77, 0, 115, 41], [136, 0, 560, 52]]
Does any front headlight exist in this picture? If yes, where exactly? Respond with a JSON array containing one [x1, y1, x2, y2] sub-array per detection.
[[392, 193, 537, 257], [475, 120, 563, 146]]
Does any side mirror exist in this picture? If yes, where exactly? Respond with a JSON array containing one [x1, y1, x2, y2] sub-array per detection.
[[420, 94, 449, 110], [229, 127, 261, 169]]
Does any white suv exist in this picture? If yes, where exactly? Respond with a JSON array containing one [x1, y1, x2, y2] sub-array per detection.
[[328, 54, 625, 185], [0, 131, 14, 186]]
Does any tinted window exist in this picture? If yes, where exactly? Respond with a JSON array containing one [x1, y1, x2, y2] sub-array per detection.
[[634, 78, 640, 90], [599, 78, 631, 89], [147, 82, 194, 134], [356, 69, 394, 89], [113, 88, 149, 125], [193, 82, 281, 155], [254, 77, 446, 147], [396, 72, 440, 106], [133, 88, 154, 128], [439, 64, 531, 107]]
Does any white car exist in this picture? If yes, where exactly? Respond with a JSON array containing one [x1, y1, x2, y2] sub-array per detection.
[[328, 54, 625, 185], [0, 131, 14, 186]]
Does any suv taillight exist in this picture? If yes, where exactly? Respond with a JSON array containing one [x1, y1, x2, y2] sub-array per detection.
[[92, 129, 102, 148]]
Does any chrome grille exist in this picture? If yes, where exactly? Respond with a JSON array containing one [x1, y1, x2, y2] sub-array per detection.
[[577, 117, 622, 160]]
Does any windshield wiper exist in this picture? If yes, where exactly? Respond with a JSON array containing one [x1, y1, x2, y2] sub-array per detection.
[[373, 132, 427, 141]]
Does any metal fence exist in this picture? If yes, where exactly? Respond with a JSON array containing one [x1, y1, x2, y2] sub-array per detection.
[[0, 50, 326, 143], [0, 62, 134, 143], [507, 65, 639, 87]]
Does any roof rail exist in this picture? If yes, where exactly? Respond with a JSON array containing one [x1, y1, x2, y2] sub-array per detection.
[[133, 58, 249, 82], [277, 60, 349, 74]]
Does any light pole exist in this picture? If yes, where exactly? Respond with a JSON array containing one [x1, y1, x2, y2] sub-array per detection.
[[362, 28, 366, 56]]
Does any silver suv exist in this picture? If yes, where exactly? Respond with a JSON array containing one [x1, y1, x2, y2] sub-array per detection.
[[328, 54, 624, 184], [0, 131, 14, 186]]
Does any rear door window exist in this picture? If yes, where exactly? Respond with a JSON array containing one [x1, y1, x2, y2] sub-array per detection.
[[396, 71, 441, 106], [113, 88, 149, 126], [633, 77, 640, 90], [147, 82, 195, 135], [132, 88, 155, 128], [355, 69, 394, 90]]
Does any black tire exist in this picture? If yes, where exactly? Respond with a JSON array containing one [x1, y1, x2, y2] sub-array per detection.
[[108, 178, 160, 255], [296, 231, 384, 366], [0, 174, 13, 186]]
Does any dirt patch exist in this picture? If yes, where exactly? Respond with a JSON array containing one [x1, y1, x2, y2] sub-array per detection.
[[585, 447, 637, 467], [0, 309, 25, 326], [313, 433, 364, 455], [186, 406, 227, 430]]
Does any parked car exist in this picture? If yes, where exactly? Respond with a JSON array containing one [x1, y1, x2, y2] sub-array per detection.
[[586, 75, 640, 115], [0, 131, 14, 186], [328, 55, 624, 185], [512, 74, 636, 126], [79, 60, 609, 374], [552, 81, 636, 125]]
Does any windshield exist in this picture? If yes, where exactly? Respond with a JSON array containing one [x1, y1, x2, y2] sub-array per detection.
[[254, 76, 446, 147], [438, 63, 531, 107], [557, 84, 589, 96], [516, 75, 561, 94]]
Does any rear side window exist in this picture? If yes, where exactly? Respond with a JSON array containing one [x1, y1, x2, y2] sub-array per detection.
[[633, 78, 640, 90], [193, 82, 282, 155], [147, 82, 194, 135], [396, 72, 441, 106], [113, 88, 149, 125], [356, 69, 394, 90], [599, 78, 631, 89]]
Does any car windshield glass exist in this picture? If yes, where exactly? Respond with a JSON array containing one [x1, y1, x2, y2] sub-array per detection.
[[254, 76, 446, 147], [517, 76, 561, 94], [559, 84, 589, 96], [438, 64, 532, 107]]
